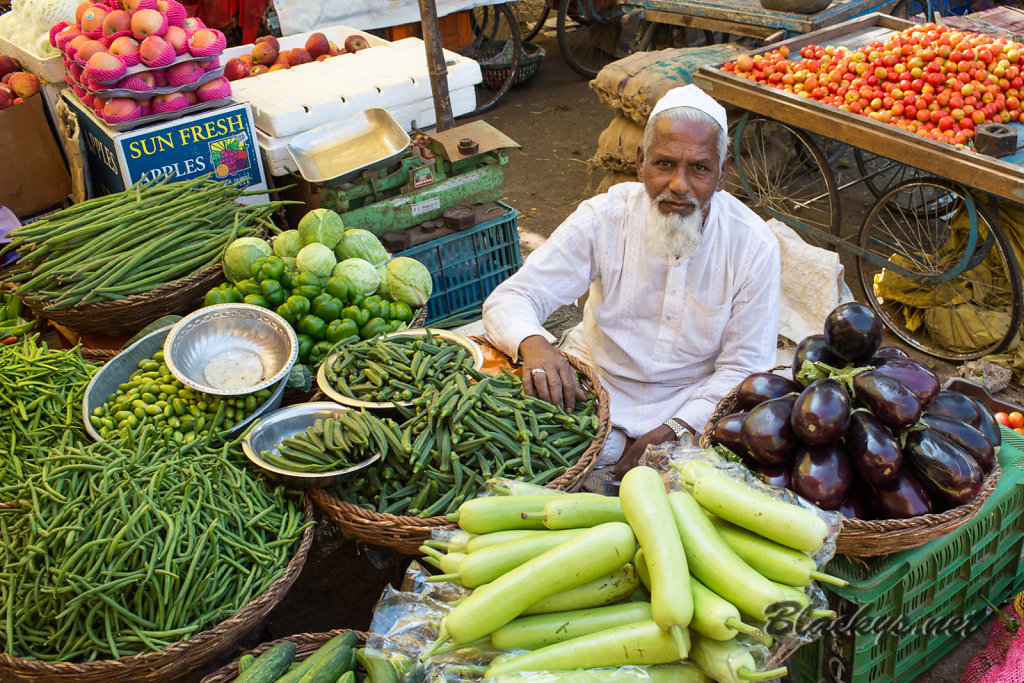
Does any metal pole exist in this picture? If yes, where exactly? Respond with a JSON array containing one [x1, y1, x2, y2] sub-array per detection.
[[418, 0, 455, 131]]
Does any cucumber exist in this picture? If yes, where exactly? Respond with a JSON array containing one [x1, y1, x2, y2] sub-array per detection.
[[276, 633, 358, 683], [235, 641, 296, 683], [297, 638, 356, 683]]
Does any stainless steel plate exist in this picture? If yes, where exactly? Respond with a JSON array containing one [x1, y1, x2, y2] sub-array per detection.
[[316, 328, 485, 409], [164, 303, 298, 396], [287, 108, 410, 184], [241, 402, 381, 487]]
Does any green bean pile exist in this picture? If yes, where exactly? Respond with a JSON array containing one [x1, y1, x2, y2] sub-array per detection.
[[0, 426, 309, 661], [91, 348, 272, 443], [322, 331, 476, 404], [262, 410, 395, 473], [0, 175, 284, 310], [325, 369, 600, 518], [0, 336, 98, 483]]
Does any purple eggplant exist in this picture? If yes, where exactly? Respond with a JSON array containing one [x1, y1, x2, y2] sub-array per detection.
[[921, 414, 995, 473], [872, 346, 910, 362], [846, 411, 902, 484], [975, 400, 1003, 450], [903, 428, 983, 510], [870, 471, 933, 518], [869, 358, 940, 406], [735, 373, 801, 411], [925, 391, 984, 429], [835, 490, 875, 520], [711, 412, 751, 460], [792, 334, 840, 384], [741, 395, 800, 465], [791, 379, 851, 445], [791, 443, 853, 509], [753, 462, 792, 489], [851, 370, 923, 430], [824, 302, 884, 363]]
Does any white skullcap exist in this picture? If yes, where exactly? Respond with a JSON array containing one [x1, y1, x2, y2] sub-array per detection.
[[649, 84, 728, 134]]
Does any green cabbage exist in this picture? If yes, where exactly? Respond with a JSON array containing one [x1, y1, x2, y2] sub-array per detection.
[[375, 263, 389, 295], [272, 230, 303, 258], [298, 209, 345, 249], [223, 237, 273, 283], [334, 258, 380, 296], [334, 229, 390, 267], [295, 243, 338, 278], [385, 257, 433, 307], [282, 256, 297, 271]]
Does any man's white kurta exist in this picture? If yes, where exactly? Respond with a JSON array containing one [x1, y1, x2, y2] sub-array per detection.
[[483, 182, 781, 443]]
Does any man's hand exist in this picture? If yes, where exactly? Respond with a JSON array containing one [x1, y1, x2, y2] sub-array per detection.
[[610, 424, 676, 480], [519, 335, 586, 413]]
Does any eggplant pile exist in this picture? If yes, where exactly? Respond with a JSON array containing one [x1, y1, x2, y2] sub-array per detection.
[[711, 303, 1001, 520]]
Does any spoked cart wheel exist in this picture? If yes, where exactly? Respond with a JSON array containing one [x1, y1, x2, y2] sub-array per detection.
[[856, 178, 1023, 361], [461, 3, 524, 114], [728, 115, 841, 249], [512, 0, 550, 41], [854, 149, 955, 217], [556, 0, 625, 78]]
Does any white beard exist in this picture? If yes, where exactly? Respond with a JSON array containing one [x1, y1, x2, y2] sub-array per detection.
[[644, 194, 706, 261]]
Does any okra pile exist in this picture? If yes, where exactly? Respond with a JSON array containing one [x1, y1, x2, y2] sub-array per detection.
[[90, 347, 272, 443], [324, 368, 599, 518], [0, 426, 309, 661], [262, 410, 397, 473]]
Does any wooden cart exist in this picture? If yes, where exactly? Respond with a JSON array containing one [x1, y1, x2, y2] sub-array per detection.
[[694, 12, 1024, 361]]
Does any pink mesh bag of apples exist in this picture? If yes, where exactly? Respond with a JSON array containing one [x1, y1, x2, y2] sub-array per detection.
[[960, 593, 1024, 683]]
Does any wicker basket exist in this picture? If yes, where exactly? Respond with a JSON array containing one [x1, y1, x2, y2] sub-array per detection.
[[0, 496, 315, 682], [199, 629, 367, 683], [475, 39, 546, 90], [311, 344, 609, 554], [16, 262, 226, 337], [699, 372, 1004, 558]]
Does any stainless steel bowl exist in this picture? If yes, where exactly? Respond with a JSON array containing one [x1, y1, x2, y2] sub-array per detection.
[[241, 402, 382, 487], [316, 328, 485, 409], [164, 303, 298, 396], [82, 325, 287, 442]]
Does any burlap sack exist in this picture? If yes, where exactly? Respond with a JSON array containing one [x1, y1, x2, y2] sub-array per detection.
[[590, 168, 639, 195], [590, 43, 750, 126], [592, 115, 644, 174]]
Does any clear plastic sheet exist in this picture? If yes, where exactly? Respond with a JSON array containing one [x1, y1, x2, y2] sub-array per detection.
[[483, 478, 566, 497]]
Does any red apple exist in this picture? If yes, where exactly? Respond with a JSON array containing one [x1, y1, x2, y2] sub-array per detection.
[[238, 54, 254, 68], [254, 35, 279, 52], [75, 0, 95, 25], [87, 51, 124, 72], [344, 34, 369, 53], [197, 76, 227, 93], [139, 35, 169, 62], [164, 25, 186, 52], [75, 39, 107, 63], [183, 90, 199, 105], [0, 55, 21, 79], [80, 5, 108, 34], [224, 57, 249, 81], [9, 72, 40, 99], [131, 9, 165, 38], [182, 17, 204, 33], [109, 35, 140, 56], [0, 89, 12, 110], [167, 61, 201, 78], [250, 64, 270, 76], [103, 97, 138, 117], [305, 32, 329, 58], [251, 41, 277, 65], [135, 71, 157, 88], [286, 48, 311, 66], [189, 29, 220, 50]]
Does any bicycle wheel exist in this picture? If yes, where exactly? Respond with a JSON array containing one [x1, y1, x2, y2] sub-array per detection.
[[728, 116, 840, 248], [461, 3, 524, 115], [856, 178, 1023, 360], [512, 0, 550, 41], [556, 0, 624, 79]]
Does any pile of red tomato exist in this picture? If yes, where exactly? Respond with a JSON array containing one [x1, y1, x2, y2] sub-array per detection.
[[994, 409, 1024, 434], [721, 23, 1024, 148]]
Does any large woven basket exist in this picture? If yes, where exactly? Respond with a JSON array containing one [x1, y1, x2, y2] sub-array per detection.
[[0, 496, 315, 682], [14, 262, 226, 337], [700, 370, 1003, 558], [199, 629, 367, 683], [311, 344, 609, 554]]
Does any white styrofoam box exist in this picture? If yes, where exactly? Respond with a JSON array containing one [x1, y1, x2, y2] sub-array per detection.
[[257, 85, 478, 177], [0, 35, 63, 83]]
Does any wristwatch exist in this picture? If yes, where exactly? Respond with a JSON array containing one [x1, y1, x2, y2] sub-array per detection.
[[663, 417, 695, 441]]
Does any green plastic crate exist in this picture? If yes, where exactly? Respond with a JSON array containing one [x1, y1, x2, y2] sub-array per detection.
[[786, 427, 1024, 683]]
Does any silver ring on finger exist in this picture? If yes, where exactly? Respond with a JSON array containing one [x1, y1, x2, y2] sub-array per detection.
[[530, 368, 546, 376]]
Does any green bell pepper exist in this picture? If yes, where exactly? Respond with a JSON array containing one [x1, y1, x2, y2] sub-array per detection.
[[260, 280, 287, 308], [297, 314, 327, 340], [280, 269, 298, 290], [234, 279, 263, 297], [390, 301, 414, 323], [359, 316, 390, 340], [243, 294, 270, 308], [325, 318, 360, 344], [285, 295, 311, 316], [312, 296, 344, 323], [253, 256, 286, 282], [296, 334, 315, 364], [341, 305, 371, 328], [308, 341, 334, 367], [362, 295, 384, 318], [203, 284, 242, 307], [325, 275, 356, 302], [293, 284, 321, 300], [276, 302, 298, 325]]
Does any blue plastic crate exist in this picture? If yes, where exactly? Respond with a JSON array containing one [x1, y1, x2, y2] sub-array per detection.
[[396, 202, 522, 323], [786, 428, 1024, 683]]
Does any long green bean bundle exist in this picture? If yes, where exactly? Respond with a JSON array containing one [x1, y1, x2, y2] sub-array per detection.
[[0, 174, 286, 310], [0, 425, 309, 661], [0, 336, 98, 484]]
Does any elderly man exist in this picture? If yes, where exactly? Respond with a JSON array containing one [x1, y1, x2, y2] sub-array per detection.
[[482, 85, 781, 480]]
